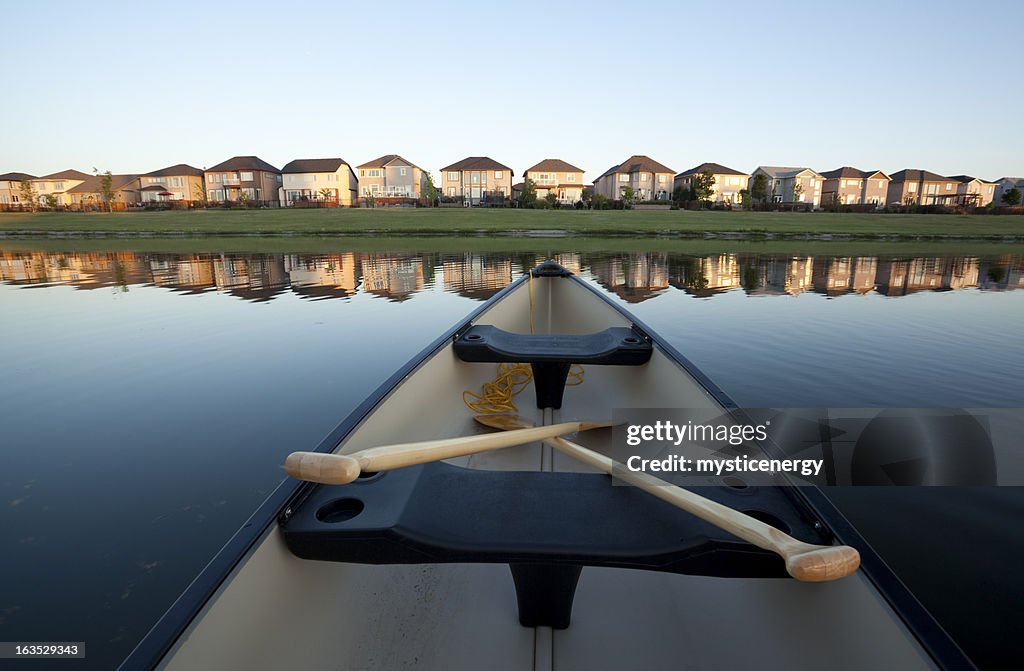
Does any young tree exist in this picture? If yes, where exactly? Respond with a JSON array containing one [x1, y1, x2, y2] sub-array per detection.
[[193, 178, 208, 206], [19, 180, 38, 211], [1002, 187, 1022, 206], [792, 180, 804, 206], [544, 192, 558, 208], [422, 172, 439, 205], [620, 185, 635, 208], [738, 188, 751, 210], [318, 187, 334, 202], [693, 170, 716, 208], [592, 193, 608, 210], [44, 194, 59, 209], [581, 186, 593, 209], [750, 174, 768, 206], [93, 169, 115, 212], [518, 179, 538, 208]]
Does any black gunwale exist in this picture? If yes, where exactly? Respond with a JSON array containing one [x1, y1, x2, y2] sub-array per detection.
[[120, 263, 974, 671]]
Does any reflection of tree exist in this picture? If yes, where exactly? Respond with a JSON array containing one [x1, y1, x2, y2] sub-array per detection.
[[741, 262, 760, 291], [988, 266, 1006, 283]]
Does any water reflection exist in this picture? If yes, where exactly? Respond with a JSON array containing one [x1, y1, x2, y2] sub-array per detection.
[[1, 250, 1022, 303]]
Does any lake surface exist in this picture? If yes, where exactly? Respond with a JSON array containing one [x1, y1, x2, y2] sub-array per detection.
[[2, 246, 1023, 669]]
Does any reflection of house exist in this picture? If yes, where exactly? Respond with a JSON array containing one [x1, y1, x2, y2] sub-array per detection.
[[211, 255, 288, 302], [0, 172, 36, 207], [205, 156, 282, 205], [589, 254, 670, 302], [593, 155, 674, 202], [360, 255, 425, 301], [285, 253, 360, 300], [31, 169, 91, 206], [949, 175, 997, 207], [819, 167, 889, 207], [886, 169, 960, 206], [673, 163, 749, 206], [356, 155, 427, 200], [139, 164, 205, 203], [441, 157, 513, 205], [280, 158, 358, 207], [68, 174, 140, 209], [522, 159, 585, 205], [441, 256, 513, 300], [874, 257, 980, 296], [749, 167, 823, 207]]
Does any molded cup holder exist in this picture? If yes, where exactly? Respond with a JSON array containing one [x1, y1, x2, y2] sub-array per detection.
[[316, 498, 364, 523]]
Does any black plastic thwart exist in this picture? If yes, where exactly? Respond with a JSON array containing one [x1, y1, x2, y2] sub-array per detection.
[[453, 325, 652, 408]]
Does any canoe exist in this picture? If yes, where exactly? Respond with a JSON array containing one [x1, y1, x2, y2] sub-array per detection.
[[121, 261, 971, 670]]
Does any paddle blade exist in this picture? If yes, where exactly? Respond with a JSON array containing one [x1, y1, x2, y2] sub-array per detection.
[[785, 545, 861, 582], [284, 451, 361, 485]]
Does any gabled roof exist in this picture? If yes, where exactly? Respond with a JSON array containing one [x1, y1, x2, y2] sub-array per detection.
[[889, 169, 952, 183], [441, 156, 513, 174], [144, 163, 203, 178], [596, 164, 622, 180], [754, 166, 820, 178], [68, 174, 139, 193], [524, 159, 585, 174], [281, 158, 349, 174], [0, 172, 37, 181], [996, 176, 1024, 184], [676, 162, 747, 178], [612, 155, 674, 175], [39, 169, 91, 181], [206, 156, 280, 173], [357, 154, 423, 171], [820, 166, 867, 179]]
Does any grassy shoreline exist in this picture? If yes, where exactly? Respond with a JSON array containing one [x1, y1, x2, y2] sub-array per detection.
[[1, 208, 1022, 240]]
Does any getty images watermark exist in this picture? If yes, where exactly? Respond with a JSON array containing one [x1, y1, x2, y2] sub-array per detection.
[[607, 408, 1022, 486]]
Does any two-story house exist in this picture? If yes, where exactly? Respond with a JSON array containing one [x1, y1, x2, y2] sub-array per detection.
[[31, 169, 91, 206], [949, 175, 998, 207], [749, 167, 824, 207], [139, 164, 205, 203], [593, 155, 675, 201], [673, 163, 750, 206], [522, 159, 585, 204], [68, 174, 141, 209], [204, 156, 282, 205], [0, 172, 37, 208], [356, 155, 427, 201], [994, 177, 1024, 205], [280, 158, 358, 207], [441, 157, 513, 205], [886, 169, 960, 206], [819, 167, 890, 207]]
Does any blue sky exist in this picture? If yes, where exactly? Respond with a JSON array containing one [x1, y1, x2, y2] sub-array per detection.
[[1, 0, 1020, 182]]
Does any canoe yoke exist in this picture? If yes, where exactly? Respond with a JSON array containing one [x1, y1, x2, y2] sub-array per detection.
[[453, 325, 653, 409], [280, 462, 832, 629]]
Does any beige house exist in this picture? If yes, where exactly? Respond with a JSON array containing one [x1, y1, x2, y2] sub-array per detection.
[[68, 174, 140, 209], [0, 172, 37, 208], [280, 158, 358, 207], [441, 157, 513, 205], [886, 169, 960, 206], [31, 169, 91, 206], [819, 167, 890, 207], [139, 164, 205, 203], [994, 177, 1024, 205], [673, 162, 749, 206], [750, 166, 824, 207], [356, 155, 427, 201], [949, 175, 998, 207], [204, 156, 282, 205], [523, 159, 585, 204], [593, 155, 674, 201]]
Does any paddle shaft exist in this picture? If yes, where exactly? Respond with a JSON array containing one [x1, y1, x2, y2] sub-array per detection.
[[285, 420, 610, 485]]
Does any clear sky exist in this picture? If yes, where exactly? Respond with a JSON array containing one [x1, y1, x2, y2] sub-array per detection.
[[1, 0, 1020, 183]]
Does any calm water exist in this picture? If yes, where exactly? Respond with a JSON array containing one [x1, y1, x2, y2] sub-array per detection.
[[1, 247, 1023, 669]]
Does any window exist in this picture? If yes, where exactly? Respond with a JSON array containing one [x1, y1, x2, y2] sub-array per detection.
[[641, 174, 649, 182], [946, 183, 952, 191], [447, 187, 455, 196], [658, 174, 666, 183], [619, 174, 629, 182], [448, 171, 459, 181], [567, 174, 575, 182], [208, 174, 215, 183], [908, 182, 917, 193], [400, 167, 407, 176], [495, 171, 503, 179], [241, 172, 254, 182], [54, 182, 64, 190]]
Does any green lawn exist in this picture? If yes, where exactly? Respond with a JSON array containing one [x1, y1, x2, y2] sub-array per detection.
[[0, 208, 1022, 238]]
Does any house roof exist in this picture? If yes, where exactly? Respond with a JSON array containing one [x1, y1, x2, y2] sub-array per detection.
[[356, 154, 423, 171], [0, 172, 37, 181], [676, 162, 747, 178], [613, 155, 674, 175], [140, 184, 170, 192], [754, 166, 820, 178], [819, 166, 868, 179], [206, 156, 280, 173], [281, 158, 350, 174], [68, 174, 139, 193], [144, 163, 203, 178], [441, 156, 513, 174], [39, 169, 91, 181], [524, 159, 584, 174], [889, 169, 952, 183]]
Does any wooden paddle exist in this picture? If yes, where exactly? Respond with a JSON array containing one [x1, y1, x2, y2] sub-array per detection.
[[284, 419, 614, 485], [475, 414, 861, 583]]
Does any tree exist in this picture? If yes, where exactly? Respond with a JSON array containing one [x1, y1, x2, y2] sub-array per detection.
[[94, 168, 115, 212], [422, 172, 439, 205], [1002, 188, 1022, 206], [19, 180, 37, 211], [750, 174, 768, 206], [544, 192, 558, 208], [193, 177, 208, 205], [792, 180, 804, 205], [518, 179, 538, 208], [672, 185, 686, 204], [581, 186, 593, 209], [620, 185, 635, 208], [738, 189, 752, 210], [693, 170, 716, 208], [592, 193, 608, 210], [44, 193, 59, 209], [318, 187, 334, 203]]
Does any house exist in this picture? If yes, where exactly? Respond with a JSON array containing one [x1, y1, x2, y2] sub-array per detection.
[[993, 177, 1024, 205], [441, 157, 513, 205], [949, 175, 998, 207], [673, 162, 749, 206], [356, 155, 427, 201], [522, 159, 585, 204], [67, 174, 140, 209], [139, 164, 205, 203], [0, 172, 37, 208], [886, 169, 960, 206], [749, 167, 824, 207], [280, 158, 358, 207], [204, 156, 282, 205], [30, 169, 91, 206], [819, 167, 890, 207], [593, 155, 674, 201]]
